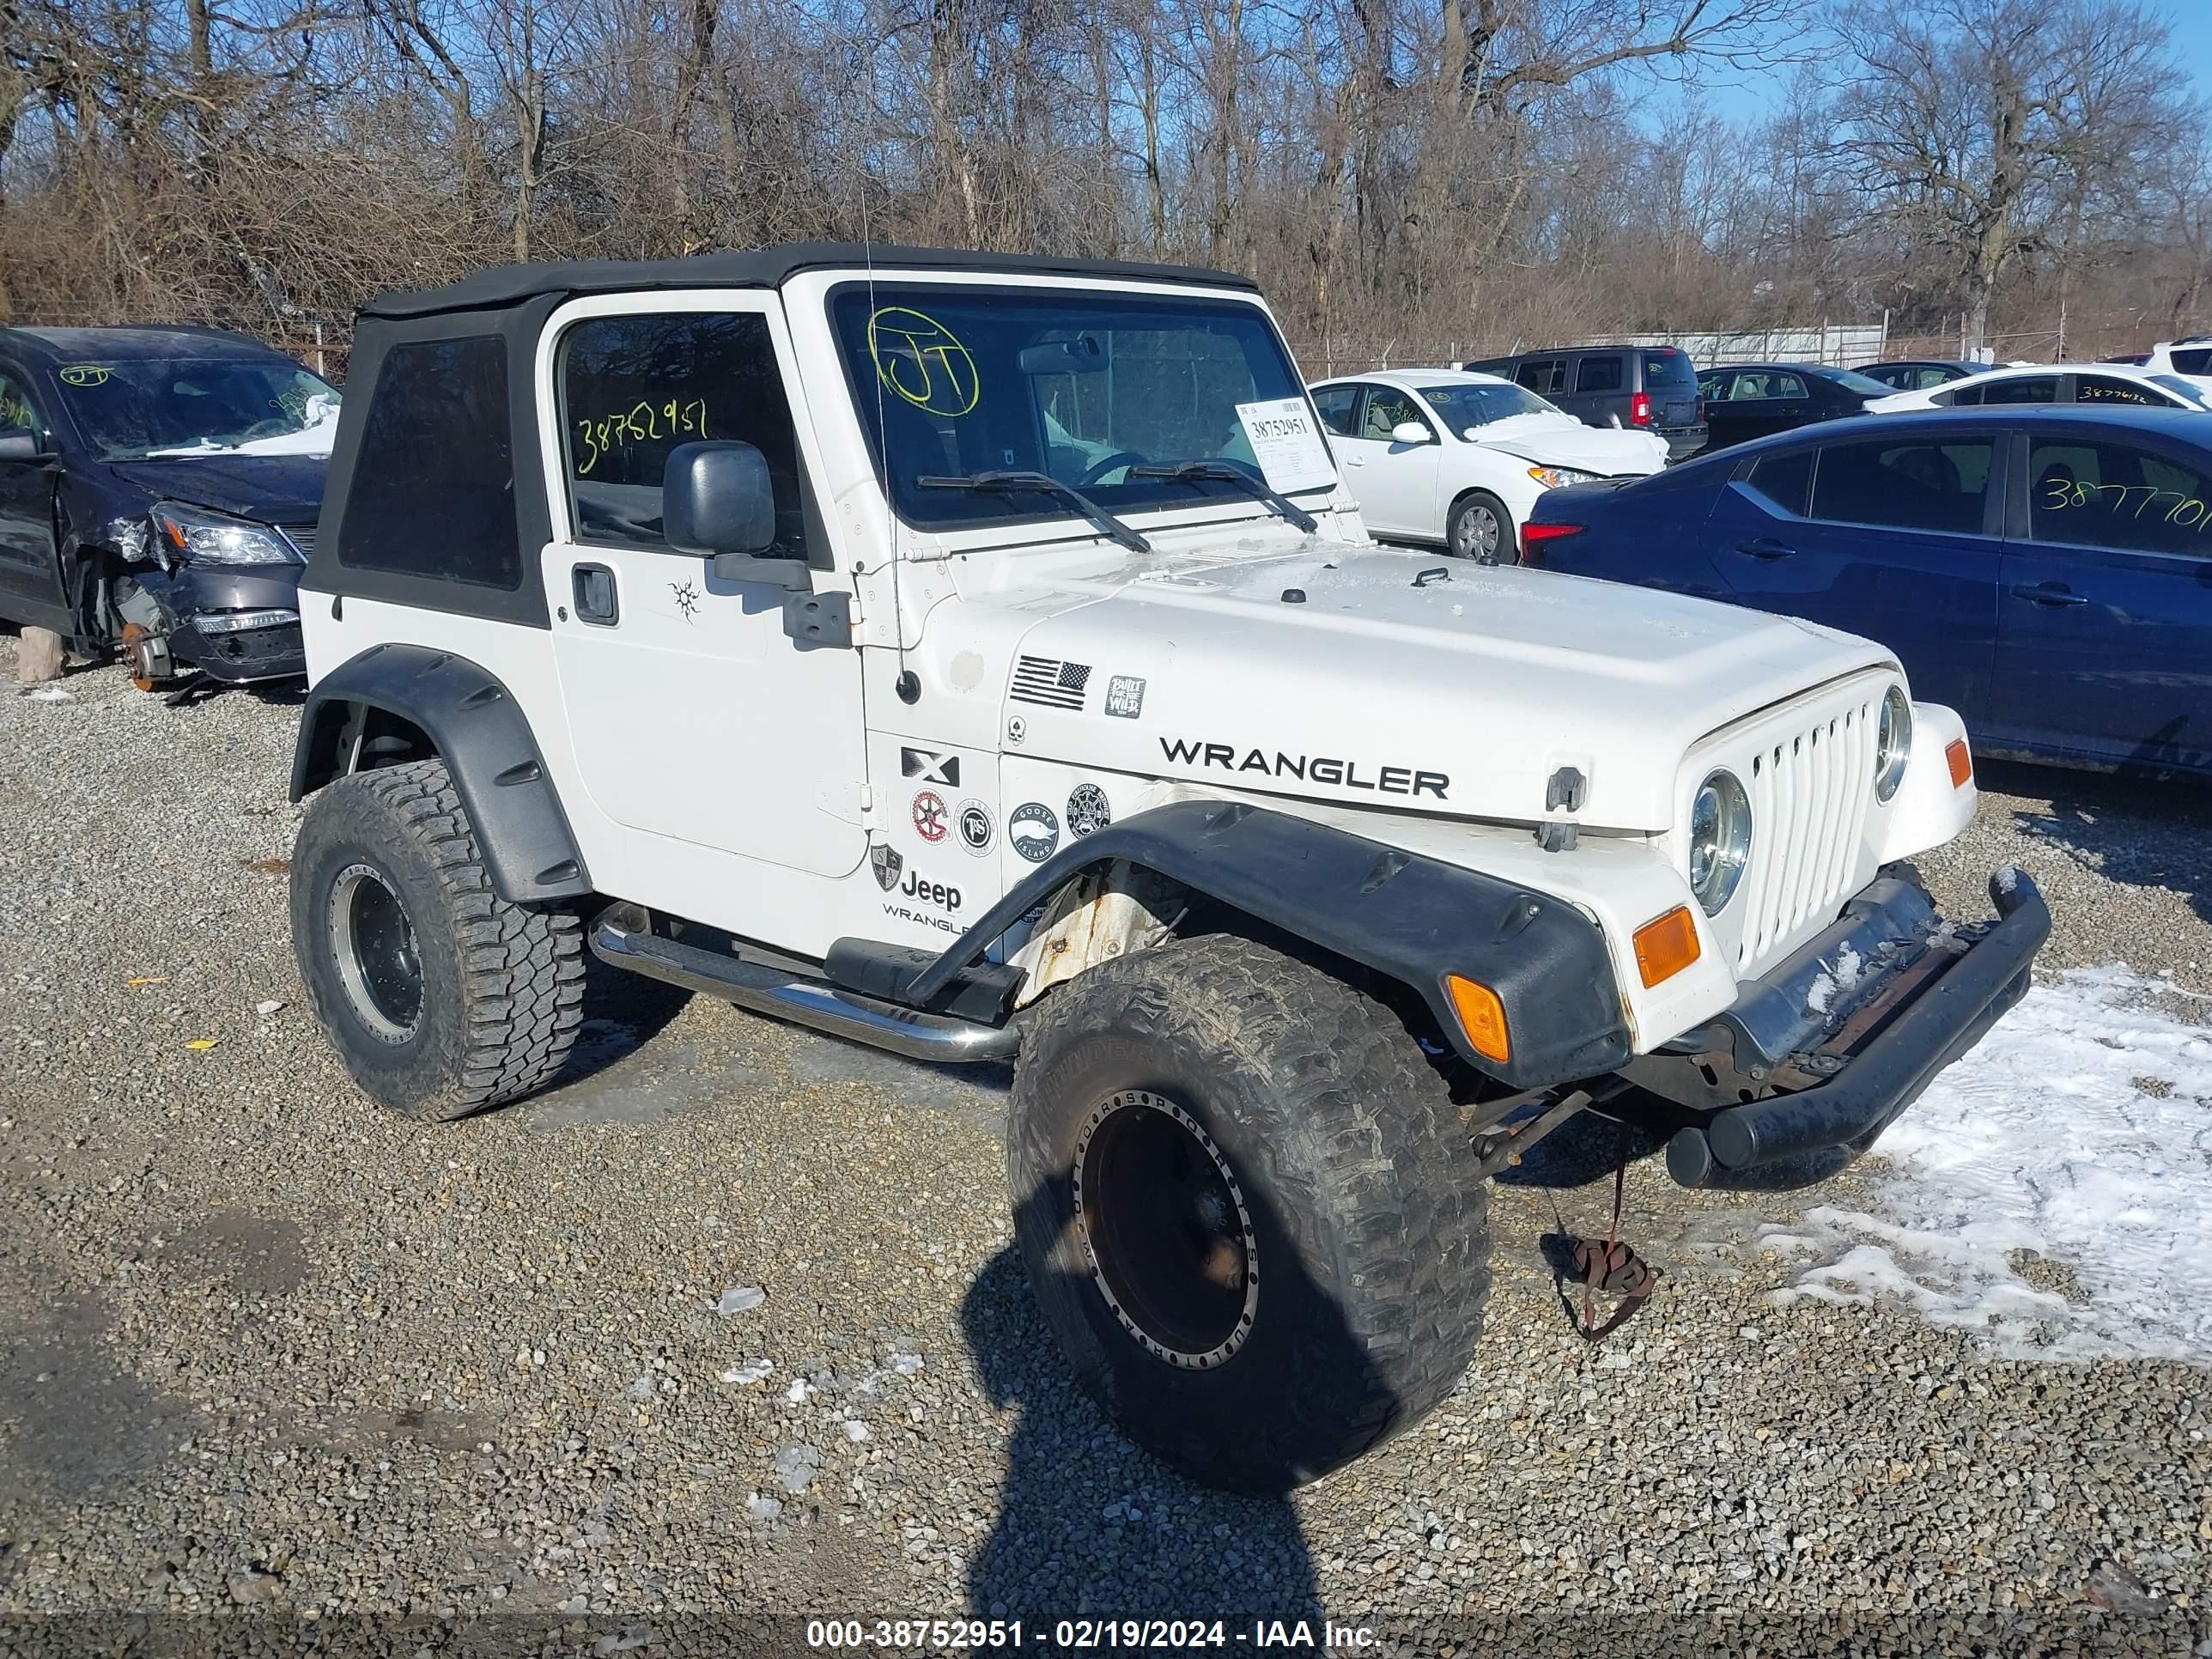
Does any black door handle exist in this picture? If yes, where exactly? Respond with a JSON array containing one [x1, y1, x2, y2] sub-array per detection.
[[2010, 582, 2087, 608], [1736, 538, 1795, 560], [573, 562, 619, 624]]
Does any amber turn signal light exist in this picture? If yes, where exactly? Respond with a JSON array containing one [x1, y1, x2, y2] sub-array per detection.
[[1633, 905, 1702, 988], [1946, 738, 1972, 788], [1443, 974, 1511, 1064]]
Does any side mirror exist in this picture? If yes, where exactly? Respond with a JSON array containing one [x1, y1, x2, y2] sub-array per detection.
[[0, 426, 44, 462], [1390, 421, 1434, 446], [665, 441, 775, 556], [662, 441, 808, 587]]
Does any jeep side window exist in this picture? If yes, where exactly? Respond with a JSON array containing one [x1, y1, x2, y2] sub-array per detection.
[[337, 336, 522, 589], [559, 313, 811, 557]]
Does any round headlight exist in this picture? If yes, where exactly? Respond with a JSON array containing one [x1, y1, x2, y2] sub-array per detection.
[[1689, 769, 1752, 916], [1875, 686, 1912, 802]]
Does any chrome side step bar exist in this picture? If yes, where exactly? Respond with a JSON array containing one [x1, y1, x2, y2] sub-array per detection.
[[588, 911, 1019, 1065]]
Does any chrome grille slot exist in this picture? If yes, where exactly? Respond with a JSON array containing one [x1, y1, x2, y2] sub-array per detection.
[[1736, 698, 1876, 969]]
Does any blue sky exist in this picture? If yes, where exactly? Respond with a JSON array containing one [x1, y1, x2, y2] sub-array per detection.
[[1698, 0, 2212, 126]]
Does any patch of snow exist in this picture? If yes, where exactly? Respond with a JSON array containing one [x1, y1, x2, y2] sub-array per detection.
[[890, 1351, 924, 1376], [22, 685, 73, 702], [1804, 943, 1866, 1018], [784, 1376, 816, 1404], [720, 1358, 773, 1386], [843, 1419, 870, 1443], [771, 1443, 820, 1494], [716, 1285, 765, 1315], [623, 1374, 656, 1401], [744, 1492, 782, 1523], [1767, 966, 2212, 1362]]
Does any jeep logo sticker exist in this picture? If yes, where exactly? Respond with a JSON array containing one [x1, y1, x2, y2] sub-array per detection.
[[1158, 737, 1449, 800], [881, 866, 964, 933]]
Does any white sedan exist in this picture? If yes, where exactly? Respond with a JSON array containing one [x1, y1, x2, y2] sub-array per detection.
[[1863, 362, 2212, 414], [1308, 370, 1669, 561]]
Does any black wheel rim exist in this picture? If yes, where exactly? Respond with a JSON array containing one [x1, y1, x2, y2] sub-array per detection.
[[1071, 1091, 1259, 1368], [328, 862, 423, 1043]]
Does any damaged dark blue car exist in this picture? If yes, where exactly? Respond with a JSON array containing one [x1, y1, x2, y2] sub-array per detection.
[[0, 325, 337, 693]]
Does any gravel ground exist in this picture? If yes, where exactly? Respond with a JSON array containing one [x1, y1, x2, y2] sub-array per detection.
[[2, 641, 2208, 1657]]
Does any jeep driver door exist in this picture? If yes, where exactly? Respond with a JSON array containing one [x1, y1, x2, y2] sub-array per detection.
[[539, 298, 867, 879]]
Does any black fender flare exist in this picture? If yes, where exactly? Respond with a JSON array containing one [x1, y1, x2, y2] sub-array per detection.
[[909, 799, 1631, 1091], [289, 644, 592, 905]]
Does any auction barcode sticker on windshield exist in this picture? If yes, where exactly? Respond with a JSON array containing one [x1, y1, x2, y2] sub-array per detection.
[[1234, 397, 1336, 495]]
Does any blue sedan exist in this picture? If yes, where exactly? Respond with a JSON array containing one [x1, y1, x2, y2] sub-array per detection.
[[1521, 405, 2212, 776]]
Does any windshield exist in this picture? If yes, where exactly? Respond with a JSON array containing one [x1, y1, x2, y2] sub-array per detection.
[[830, 284, 1323, 532], [1417, 381, 1561, 431], [2150, 374, 2212, 409], [1822, 368, 1899, 398], [52, 357, 341, 460]]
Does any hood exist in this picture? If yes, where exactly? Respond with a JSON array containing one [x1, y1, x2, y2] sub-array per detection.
[[101, 454, 328, 524], [1467, 415, 1668, 476], [975, 540, 1893, 833]]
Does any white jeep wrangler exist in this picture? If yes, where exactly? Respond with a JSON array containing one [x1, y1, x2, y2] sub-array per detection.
[[287, 244, 2047, 1493]]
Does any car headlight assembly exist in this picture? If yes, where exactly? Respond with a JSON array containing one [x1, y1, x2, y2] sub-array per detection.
[[1527, 465, 1599, 489], [1875, 686, 1912, 802], [1688, 769, 1752, 916], [151, 501, 301, 567]]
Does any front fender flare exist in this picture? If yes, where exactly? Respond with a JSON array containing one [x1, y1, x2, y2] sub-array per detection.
[[910, 799, 1631, 1091], [289, 644, 591, 905]]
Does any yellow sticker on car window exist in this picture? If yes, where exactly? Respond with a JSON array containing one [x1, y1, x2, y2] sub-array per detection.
[[867, 307, 979, 416], [59, 365, 111, 386]]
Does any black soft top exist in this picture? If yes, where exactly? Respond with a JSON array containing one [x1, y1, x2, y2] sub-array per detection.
[[359, 242, 1260, 321], [0, 324, 298, 367]]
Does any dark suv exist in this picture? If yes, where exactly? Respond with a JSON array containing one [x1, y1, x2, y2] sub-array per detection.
[[1462, 343, 1705, 459], [0, 325, 337, 693]]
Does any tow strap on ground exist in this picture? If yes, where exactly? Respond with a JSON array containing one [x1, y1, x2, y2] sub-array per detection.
[[1569, 1126, 1661, 1341]]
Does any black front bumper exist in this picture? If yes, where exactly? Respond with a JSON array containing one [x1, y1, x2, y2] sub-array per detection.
[[173, 616, 307, 684], [134, 562, 307, 685], [1663, 868, 2050, 1187]]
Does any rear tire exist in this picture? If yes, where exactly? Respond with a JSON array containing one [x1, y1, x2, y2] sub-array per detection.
[[1007, 934, 1490, 1492], [291, 758, 586, 1120], [1446, 490, 1510, 563]]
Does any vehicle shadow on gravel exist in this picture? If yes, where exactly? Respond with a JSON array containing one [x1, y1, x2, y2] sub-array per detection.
[[959, 1231, 1324, 1632], [1981, 757, 2212, 927]]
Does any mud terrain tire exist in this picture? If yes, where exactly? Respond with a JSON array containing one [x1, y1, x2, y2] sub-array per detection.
[[1008, 934, 1491, 1492], [291, 758, 585, 1120]]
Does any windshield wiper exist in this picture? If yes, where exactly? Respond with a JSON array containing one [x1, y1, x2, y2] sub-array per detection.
[[1127, 459, 1319, 533], [916, 470, 1151, 553]]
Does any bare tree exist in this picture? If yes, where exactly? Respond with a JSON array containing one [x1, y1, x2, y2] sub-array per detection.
[[1823, 0, 2188, 349]]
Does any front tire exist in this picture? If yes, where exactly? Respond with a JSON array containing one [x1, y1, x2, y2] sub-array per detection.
[[291, 758, 585, 1120], [1447, 490, 1510, 563], [1007, 935, 1491, 1492]]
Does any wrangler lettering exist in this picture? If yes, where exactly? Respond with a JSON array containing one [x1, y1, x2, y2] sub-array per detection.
[[1158, 737, 1449, 800]]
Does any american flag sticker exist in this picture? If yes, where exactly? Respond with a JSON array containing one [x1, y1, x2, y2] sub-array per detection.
[[1012, 655, 1092, 710]]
